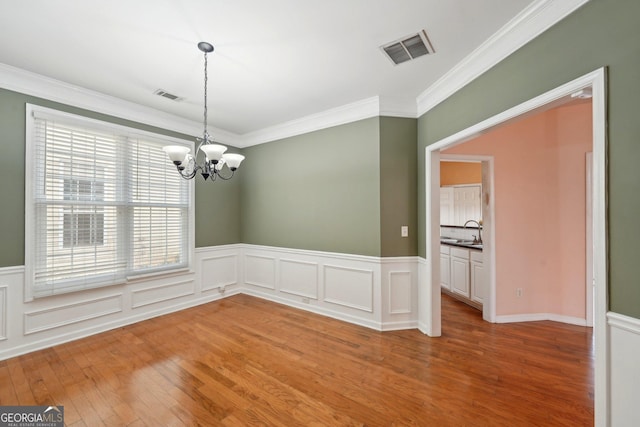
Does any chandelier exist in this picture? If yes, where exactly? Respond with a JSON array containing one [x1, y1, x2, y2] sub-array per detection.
[[163, 42, 245, 181]]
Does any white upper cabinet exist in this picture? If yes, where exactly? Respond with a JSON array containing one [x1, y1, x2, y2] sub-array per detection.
[[440, 184, 482, 226], [440, 187, 455, 226]]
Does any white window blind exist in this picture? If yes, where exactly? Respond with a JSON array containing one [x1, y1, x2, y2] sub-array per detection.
[[26, 105, 192, 298]]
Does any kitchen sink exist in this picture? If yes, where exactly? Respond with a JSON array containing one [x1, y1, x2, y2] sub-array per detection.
[[440, 238, 483, 249]]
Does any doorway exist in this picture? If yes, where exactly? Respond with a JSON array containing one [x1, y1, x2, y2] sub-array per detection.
[[421, 68, 607, 425]]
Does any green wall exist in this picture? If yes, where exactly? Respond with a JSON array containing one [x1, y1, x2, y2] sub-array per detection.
[[380, 117, 417, 257], [240, 116, 418, 257], [241, 118, 382, 256], [417, 0, 640, 317], [194, 167, 242, 247], [0, 88, 242, 267]]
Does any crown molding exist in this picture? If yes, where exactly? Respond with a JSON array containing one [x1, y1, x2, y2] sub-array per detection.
[[378, 96, 418, 119], [0, 62, 243, 147], [238, 96, 382, 147], [1, 0, 589, 148], [416, 0, 590, 117]]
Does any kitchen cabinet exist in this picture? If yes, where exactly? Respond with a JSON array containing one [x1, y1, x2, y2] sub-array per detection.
[[450, 247, 470, 297], [440, 187, 454, 225], [470, 250, 484, 304], [440, 245, 451, 290], [440, 244, 484, 309], [440, 184, 482, 226]]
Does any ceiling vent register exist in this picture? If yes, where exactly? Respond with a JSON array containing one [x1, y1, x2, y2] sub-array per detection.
[[381, 30, 435, 65], [154, 89, 183, 101]]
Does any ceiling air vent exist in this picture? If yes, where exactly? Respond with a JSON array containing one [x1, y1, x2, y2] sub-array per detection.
[[381, 30, 435, 65], [154, 89, 183, 101]]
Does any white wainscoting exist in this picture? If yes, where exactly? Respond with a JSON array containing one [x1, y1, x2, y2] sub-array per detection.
[[608, 311, 640, 427], [0, 285, 7, 341], [24, 293, 124, 335], [199, 252, 239, 293], [280, 259, 319, 300], [0, 245, 240, 361], [240, 245, 419, 331], [0, 244, 419, 360], [244, 254, 277, 290]]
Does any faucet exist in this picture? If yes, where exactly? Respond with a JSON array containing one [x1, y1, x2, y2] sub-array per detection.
[[463, 220, 482, 244]]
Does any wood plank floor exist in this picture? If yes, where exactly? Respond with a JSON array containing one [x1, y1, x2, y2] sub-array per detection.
[[0, 294, 594, 426]]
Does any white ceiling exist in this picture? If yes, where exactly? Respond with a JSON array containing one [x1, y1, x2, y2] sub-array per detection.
[[0, 0, 535, 137]]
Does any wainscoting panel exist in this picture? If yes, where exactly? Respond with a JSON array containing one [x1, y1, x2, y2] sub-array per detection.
[[389, 271, 412, 314], [381, 258, 419, 331], [323, 264, 374, 313], [244, 254, 276, 290], [0, 286, 6, 341], [24, 293, 124, 335], [608, 311, 640, 426], [131, 279, 195, 309], [200, 254, 238, 292], [279, 259, 318, 299]]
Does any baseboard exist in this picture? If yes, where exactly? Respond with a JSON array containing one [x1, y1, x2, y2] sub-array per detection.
[[495, 312, 588, 326], [242, 288, 383, 331], [0, 290, 236, 361]]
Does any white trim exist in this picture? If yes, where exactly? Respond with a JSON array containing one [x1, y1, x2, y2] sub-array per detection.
[[130, 279, 196, 309], [0, 63, 225, 144], [23, 293, 124, 335], [0, 286, 6, 341], [416, 0, 590, 116], [608, 311, 640, 425], [388, 271, 412, 314], [240, 97, 382, 147], [242, 287, 383, 331], [495, 313, 588, 326], [1, 291, 232, 362], [0, 0, 585, 148], [323, 264, 374, 313], [608, 312, 640, 336], [424, 67, 607, 426], [440, 153, 496, 323], [586, 152, 594, 327]]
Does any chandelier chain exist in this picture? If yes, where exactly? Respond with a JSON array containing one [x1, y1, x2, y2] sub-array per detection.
[[162, 41, 244, 182], [203, 49, 208, 141]]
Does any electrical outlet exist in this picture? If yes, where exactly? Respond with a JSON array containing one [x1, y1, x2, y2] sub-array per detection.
[[220, 285, 226, 294], [401, 226, 409, 237], [516, 288, 523, 297], [301, 297, 310, 304]]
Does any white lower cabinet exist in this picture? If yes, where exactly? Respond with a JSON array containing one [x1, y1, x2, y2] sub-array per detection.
[[450, 247, 470, 298], [440, 245, 484, 307], [470, 251, 484, 304], [440, 245, 451, 290]]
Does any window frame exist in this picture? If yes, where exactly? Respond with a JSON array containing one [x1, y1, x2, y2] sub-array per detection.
[[24, 104, 195, 301]]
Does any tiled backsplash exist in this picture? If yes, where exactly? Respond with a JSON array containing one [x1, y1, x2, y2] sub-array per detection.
[[440, 225, 481, 241]]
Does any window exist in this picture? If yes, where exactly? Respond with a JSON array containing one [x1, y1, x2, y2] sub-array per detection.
[[63, 177, 105, 247], [25, 105, 193, 298]]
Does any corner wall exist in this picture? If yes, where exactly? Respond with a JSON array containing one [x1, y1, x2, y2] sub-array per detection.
[[417, 0, 640, 319]]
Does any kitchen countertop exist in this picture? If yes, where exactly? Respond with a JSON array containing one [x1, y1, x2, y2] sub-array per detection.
[[440, 238, 483, 251]]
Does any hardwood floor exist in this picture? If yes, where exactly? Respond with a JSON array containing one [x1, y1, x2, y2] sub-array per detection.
[[0, 294, 594, 426]]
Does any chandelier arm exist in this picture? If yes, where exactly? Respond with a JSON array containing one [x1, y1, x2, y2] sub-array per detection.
[[178, 165, 198, 180], [213, 168, 235, 181]]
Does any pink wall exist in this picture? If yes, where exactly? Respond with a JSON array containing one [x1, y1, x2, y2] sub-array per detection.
[[444, 101, 592, 319]]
